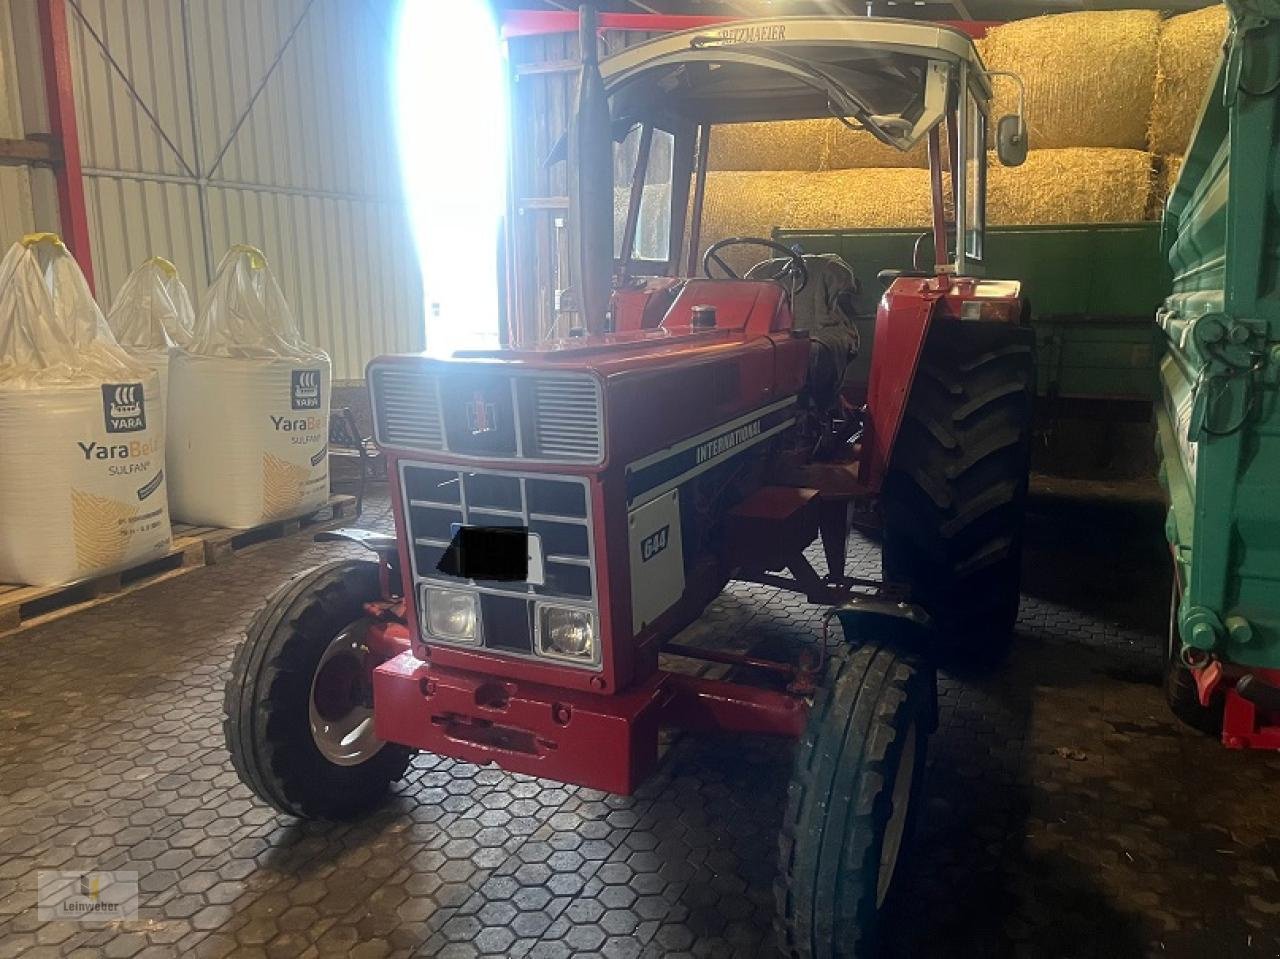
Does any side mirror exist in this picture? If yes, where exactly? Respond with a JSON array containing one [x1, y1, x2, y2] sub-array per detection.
[[997, 114, 1027, 167]]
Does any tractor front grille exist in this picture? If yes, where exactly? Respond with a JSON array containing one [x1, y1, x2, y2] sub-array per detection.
[[400, 462, 596, 660], [370, 366, 444, 451], [369, 364, 603, 464], [531, 376, 603, 462]]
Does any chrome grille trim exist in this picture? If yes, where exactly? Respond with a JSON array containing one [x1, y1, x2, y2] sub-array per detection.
[[370, 365, 604, 464], [369, 366, 443, 450], [532, 376, 604, 462], [399, 460, 600, 669]]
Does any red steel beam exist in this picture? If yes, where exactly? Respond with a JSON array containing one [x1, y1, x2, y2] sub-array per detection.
[[37, 0, 94, 293]]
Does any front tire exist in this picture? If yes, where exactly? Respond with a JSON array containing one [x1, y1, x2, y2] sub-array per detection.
[[882, 319, 1035, 663], [776, 644, 934, 959], [223, 560, 414, 819]]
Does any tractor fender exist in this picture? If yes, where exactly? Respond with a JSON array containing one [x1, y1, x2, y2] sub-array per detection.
[[831, 594, 933, 647], [829, 596, 937, 729]]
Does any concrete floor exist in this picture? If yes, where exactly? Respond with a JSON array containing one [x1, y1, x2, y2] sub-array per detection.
[[1, 486, 1279, 958]]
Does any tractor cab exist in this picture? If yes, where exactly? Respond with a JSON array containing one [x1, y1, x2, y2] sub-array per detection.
[[547, 15, 1027, 345]]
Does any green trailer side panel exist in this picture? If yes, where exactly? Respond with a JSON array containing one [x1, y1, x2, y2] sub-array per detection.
[[776, 223, 1169, 401], [1158, 2, 1280, 669]]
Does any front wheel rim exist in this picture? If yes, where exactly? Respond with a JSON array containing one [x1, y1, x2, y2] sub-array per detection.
[[876, 720, 919, 907], [308, 621, 386, 767]]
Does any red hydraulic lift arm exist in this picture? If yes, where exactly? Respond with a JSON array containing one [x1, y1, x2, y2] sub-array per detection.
[[37, 0, 94, 293]]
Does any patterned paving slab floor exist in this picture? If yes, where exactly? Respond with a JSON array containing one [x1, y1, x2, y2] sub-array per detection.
[[1, 489, 1277, 958]]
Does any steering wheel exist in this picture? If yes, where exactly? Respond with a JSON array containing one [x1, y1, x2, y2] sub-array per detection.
[[702, 237, 809, 296]]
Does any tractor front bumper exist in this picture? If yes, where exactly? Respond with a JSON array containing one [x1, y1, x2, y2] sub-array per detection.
[[372, 651, 808, 794]]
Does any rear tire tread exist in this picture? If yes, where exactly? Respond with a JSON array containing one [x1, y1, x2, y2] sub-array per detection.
[[882, 321, 1035, 661], [775, 644, 934, 959]]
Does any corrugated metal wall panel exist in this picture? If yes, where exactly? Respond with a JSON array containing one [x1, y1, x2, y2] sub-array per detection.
[[0, 1, 35, 241], [66, 0, 422, 381], [84, 175, 204, 310]]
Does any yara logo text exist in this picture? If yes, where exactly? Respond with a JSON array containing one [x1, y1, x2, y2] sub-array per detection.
[[291, 369, 321, 410], [101, 383, 147, 434]]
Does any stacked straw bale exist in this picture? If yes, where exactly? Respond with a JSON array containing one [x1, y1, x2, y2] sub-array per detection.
[[785, 169, 936, 230], [693, 148, 1151, 263], [1150, 155, 1184, 216], [708, 120, 828, 171], [709, 119, 927, 171], [824, 125, 928, 170], [1149, 5, 1230, 157], [979, 11, 1160, 150], [987, 148, 1154, 225]]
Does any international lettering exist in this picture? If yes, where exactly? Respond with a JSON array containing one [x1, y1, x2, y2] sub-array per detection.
[[695, 420, 762, 465]]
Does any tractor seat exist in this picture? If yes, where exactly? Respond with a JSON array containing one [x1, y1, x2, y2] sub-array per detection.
[[746, 253, 861, 407]]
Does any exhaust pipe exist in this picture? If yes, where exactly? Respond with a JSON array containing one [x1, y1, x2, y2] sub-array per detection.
[[567, 5, 613, 336]]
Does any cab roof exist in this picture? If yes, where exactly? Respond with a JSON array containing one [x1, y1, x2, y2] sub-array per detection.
[[600, 17, 990, 150]]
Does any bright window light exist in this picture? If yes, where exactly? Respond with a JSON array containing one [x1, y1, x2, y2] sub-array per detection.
[[394, 0, 508, 356]]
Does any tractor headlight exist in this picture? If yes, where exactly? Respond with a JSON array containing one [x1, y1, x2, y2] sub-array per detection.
[[537, 605, 596, 662], [422, 586, 479, 643]]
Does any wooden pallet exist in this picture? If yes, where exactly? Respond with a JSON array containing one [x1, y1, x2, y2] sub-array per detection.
[[172, 493, 357, 565], [0, 494, 357, 636], [0, 538, 205, 635]]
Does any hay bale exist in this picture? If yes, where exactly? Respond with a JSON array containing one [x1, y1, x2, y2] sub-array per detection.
[[1149, 5, 1229, 156], [695, 171, 805, 272], [824, 123, 928, 169], [696, 168, 936, 272], [708, 119, 927, 171], [980, 11, 1160, 150], [785, 168, 936, 230], [987, 148, 1155, 225], [708, 120, 828, 171], [1150, 154, 1184, 216]]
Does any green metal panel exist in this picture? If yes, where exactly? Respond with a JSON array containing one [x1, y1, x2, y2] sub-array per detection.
[[776, 223, 1168, 400], [1157, 1, 1280, 669]]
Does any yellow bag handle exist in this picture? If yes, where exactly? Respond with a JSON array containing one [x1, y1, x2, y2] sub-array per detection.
[[21, 232, 67, 251], [228, 244, 267, 270], [146, 255, 178, 278]]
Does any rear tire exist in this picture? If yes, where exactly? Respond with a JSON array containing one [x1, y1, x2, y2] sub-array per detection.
[[223, 560, 414, 819], [776, 644, 934, 959], [882, 319, 1035, 663], [1163, 579, 1223, 735]]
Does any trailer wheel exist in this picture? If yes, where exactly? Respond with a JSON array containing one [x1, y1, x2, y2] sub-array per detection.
[[882, 319, 1035, 663], [1163, 579, 1223, 735], [776, 643, 934, 959], [223, 560, 414, 819]]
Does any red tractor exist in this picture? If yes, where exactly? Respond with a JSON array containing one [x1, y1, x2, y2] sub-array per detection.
[[224, 13, 1031, 955]]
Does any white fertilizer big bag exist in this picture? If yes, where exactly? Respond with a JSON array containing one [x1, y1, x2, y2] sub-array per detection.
[[0, 235, 172, 586], [167, 245, 330, 528], [106, 256, 196, 441]]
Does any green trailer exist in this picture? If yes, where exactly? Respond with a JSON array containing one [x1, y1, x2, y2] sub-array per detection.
[[775, 222, 1169, 405], [1157, 0, 1280, 748]]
